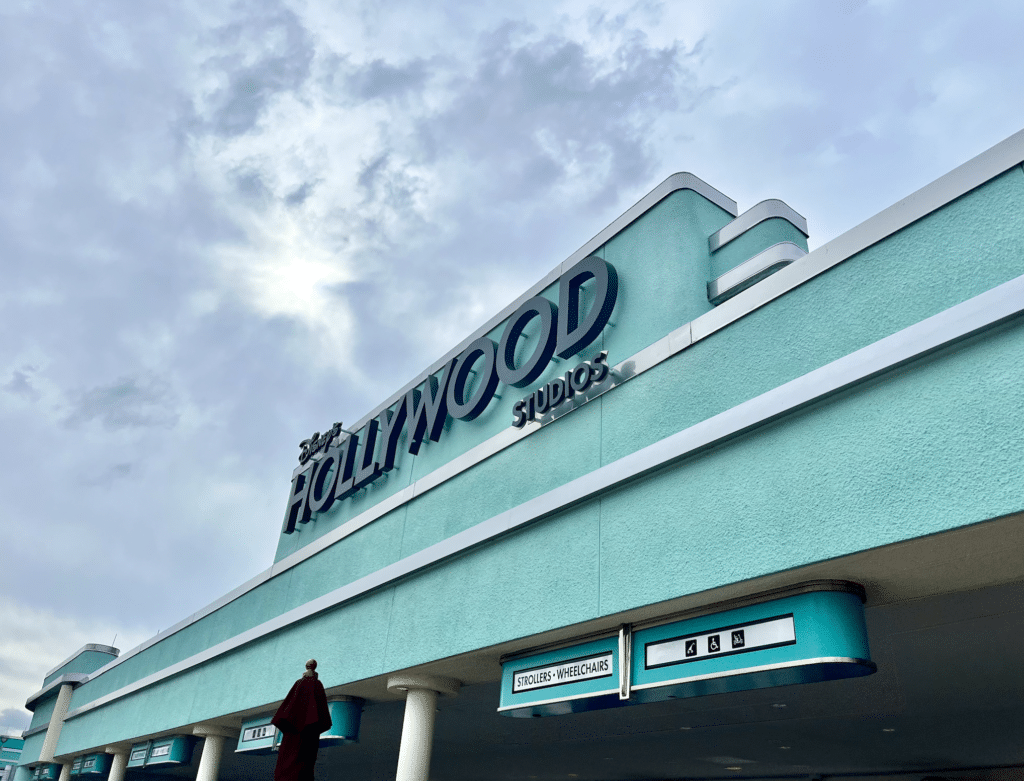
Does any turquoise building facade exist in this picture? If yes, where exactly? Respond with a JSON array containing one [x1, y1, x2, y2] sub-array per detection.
[[1, 733, 24, 781], [14, 128, 1024, 781]]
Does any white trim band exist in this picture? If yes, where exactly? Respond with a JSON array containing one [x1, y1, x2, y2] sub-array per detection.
[[630, 656, 875, 693], [707, 242, 807, 305], [709, 199, 808, 252], [64, 270, 1024, 722]]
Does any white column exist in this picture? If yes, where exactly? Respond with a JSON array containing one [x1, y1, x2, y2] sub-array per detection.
[[195, 735, 224, 781], [387, 674, 461, 781], [56, 763, 71, 781], [104, 747, 129, 781], [397, 688, 437, 781], [192, 725, 239, 781], [38, 684, 75, 762]]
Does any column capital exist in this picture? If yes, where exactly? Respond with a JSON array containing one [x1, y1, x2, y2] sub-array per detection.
[[387, 673, 461, 697], [104, 745, 131, 756], [192, 725, 240, 739]]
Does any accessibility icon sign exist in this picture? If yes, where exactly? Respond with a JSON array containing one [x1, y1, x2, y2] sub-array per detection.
[[643, 614, 797, 669]]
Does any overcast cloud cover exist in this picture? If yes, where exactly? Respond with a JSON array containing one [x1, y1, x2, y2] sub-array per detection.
[[2, 0, 1024, 731]]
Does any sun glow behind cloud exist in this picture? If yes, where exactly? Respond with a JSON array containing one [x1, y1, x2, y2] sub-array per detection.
[[213, 206, 360, 366]]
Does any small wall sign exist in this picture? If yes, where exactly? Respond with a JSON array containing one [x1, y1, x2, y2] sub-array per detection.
[[499, 635, 624, 718]]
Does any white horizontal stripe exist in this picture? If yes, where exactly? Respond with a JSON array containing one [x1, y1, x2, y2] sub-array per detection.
[[64, 269, 1024, 722]]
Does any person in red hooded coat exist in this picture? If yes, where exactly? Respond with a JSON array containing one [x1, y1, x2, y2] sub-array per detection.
[[272, 660, 333, 781]]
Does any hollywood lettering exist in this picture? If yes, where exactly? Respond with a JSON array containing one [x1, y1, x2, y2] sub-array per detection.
[[282, 256, 618, 534]]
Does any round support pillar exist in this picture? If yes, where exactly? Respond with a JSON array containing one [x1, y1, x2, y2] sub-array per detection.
[[192, 726, 239, 781], [195, 735, 224, 781], [104, 747, 130, 781], [57, 763, 71, 781], [38, 684, 75, 762], [387, 674, 461, 781]]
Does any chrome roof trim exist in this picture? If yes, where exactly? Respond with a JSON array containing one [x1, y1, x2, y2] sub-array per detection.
[[709, 199, 808, 252], [708, 241, 807, 305]]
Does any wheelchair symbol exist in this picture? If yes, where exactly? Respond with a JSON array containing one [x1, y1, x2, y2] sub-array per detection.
[[708, 634, 721, 653]]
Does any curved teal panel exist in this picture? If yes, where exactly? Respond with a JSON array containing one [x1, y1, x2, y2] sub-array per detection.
[[631, 589, 874, 702]]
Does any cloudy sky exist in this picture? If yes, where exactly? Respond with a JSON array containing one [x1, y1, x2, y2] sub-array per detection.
[[2, 0, 1023, 732]]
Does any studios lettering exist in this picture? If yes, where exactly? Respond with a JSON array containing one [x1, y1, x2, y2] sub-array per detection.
[[282, 256, 618, 534], [511, 352, 608, 428]]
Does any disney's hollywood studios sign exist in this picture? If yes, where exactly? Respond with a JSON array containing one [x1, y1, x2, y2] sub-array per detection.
[[282, 256, 618, 534]]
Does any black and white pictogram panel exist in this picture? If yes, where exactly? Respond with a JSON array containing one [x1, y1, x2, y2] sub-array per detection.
[[644, 614, 796, 669], [241, 724, 278, 743]]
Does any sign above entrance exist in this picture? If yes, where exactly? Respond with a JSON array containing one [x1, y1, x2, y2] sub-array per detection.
[[236, 698, 364, 755], [512, 651, 614, 694], [69, 753, 110, 777], [644, 614, 796, 669], [127, 736, 196, 769], [498, 582, 875, 718], [498, 634, 625, 718], [631, 584, 874, 703]]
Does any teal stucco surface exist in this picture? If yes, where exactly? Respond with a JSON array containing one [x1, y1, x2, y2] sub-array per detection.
[[41, 651, 117, 688], [53, 164, 1024, 755], [14, 732, 44, 767], [27, 695, 56, 732], [272, 188, 736, 563]]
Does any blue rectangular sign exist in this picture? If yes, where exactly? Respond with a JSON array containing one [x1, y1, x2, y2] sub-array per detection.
[[236, 716, 279, 755], [630, 588, 874, 702], [77, 754, 110, 777], [126, 743, 149, 769], [320, 698, 362, 746], [144, 736, 195, 767]]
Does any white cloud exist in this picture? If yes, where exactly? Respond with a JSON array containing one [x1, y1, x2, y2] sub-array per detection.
[[0, 600, 154, 732], [1, 0, 1024, 743]]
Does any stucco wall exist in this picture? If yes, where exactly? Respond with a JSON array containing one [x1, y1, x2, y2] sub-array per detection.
[[55, 164, 1024, 754], [41, 651, 117, 689]]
